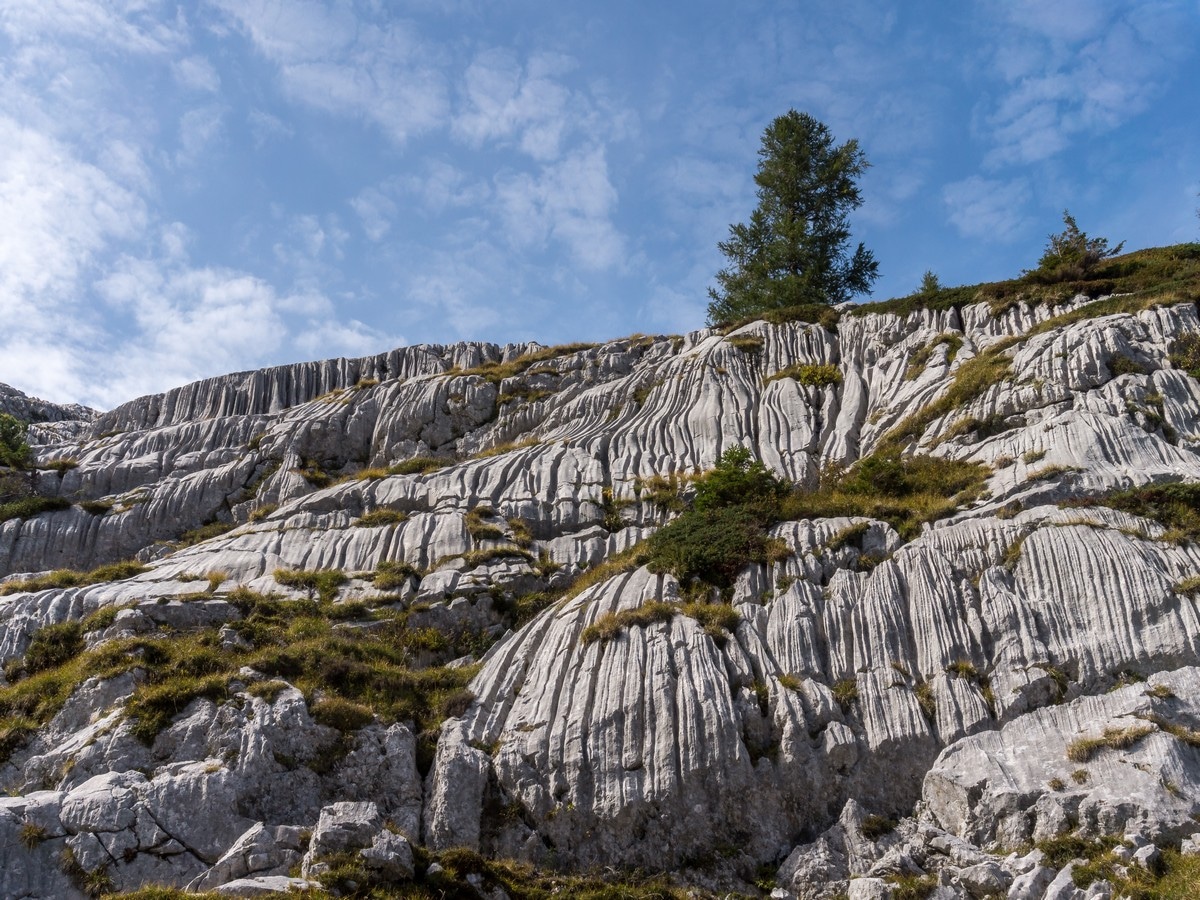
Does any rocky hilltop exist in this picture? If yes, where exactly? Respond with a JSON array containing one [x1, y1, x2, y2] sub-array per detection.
[[2, 244, 1200, 898]]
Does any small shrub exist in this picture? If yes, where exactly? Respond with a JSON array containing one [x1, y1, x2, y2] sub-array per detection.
[[40, 457, 79, 474], [0, 413, 31, 469], [885, 873, 937, 900], [1022, 448, 1047, 464], [914, 681, 936, 722], [580, 602, 677, 645], [387, 456, 451, 476], [1145, 683, 1176, 700], [764, 363, 842, 387], [1027, 211, 1123, 283], [0, 495, 71, 523], [80, 499, 113, 516], [1108, 354, 1147, 378], [296, 459, 332, 487], [1066, 724, 1156, 762], [727, 334, 765, 354], [1071, 768, 1089, 784], [0, 560, 148, 595], [1169, 333, 1200, 379], [861, 814, 897, 840], [273, 568, 348, 603], [1026, 464, 1080, 482], [19, 821, 47, 849], [372, 560, 421, 591], [832, 677, 858, 711], [311, 696, 374, 732], [1048, 776, 1065, 791], [357, 508, 409, 527]]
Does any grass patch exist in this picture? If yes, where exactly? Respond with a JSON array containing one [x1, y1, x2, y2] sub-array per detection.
[[832, 677, 858, 711], [175, 519, 236, 548], [3, 621, 83, 681], [1066, 482, 1200, 544], [273, 568, 348, 603], [39, 457, 79, 473], [884, 344, 1014, 448], [0, 495, 71, 523], [447, 342, 598, 384], [1168, 333, 1200, 379], [472, 437, 541, 459], [727, 334, 765, 354], [466, 505, 506, 541], [782, 450, 989, 540], [764, 362, 842, 387], [853, 242, 1200, 319], [80, 499, 114, 516], [371, 560, 422, 591], [861, 814, 898, 840], [719, 302, 841, 333], [388, 456, 452, 476], [0, 560, 148, 596], [580, 602, 677, 645], [1066, 724, 1156, 762], [904, 332, 964, 380], [356, 507, 409, 527]]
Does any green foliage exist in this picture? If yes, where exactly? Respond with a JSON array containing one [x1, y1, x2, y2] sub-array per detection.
[[1066, 724, 1155, 762], [707, 110, 878, 325], [855, 242, 1200, 319], [356, 507, 409, 527], [1068, 481, 1200, 544], [311, 696, 375, 732], [448, 342, 597, 384], [904, 332, 964, 381], [273, 568, 348, 603], [40, 457, 79, 473], [4, 621, 83, 681], [782, 450, 989, 540], [466, 505, 506, 540], [765, 363, 842, 387], [884, 874, 937, 900], [372, 560, 422, 591], [0, 494, 70, 524], [832, 677, 859, 711], [388, 456, 452, 476], [1028, 210, 1124, 283], [692, 447, 788, 513], [0, 413, 31, 469], [860, 814, 898, 840], [646, 505, 787, 588], [917, 270, 942, 295], [175, 519, 236, 548], [1168, 333, 1200, 379], [0, 560, 147, 595], [580, 602, 677, 645]]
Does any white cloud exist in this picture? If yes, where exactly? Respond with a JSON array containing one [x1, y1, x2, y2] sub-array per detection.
[[173, 55, 221, 92], [176, 105, 225, 167], [494, 145, 624, 271], [0, 0, 186, 54], [246, 108, 293, 147], [0, 115, 145, 327], [942, 176, 1031, 242], [454, 49, 575, 160], [977, 3, 1191, 167], [351, 186, 398, 241], [210, 0, 448, 144]]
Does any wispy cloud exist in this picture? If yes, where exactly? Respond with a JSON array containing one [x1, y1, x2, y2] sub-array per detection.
[[209, 0, 448, 144], [976, 2, 1192, 167], [494, 145, 624, 271], [941, 175, 1031, 242]]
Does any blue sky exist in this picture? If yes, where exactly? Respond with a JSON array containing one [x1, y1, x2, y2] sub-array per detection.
[[1, 1, 1197, 409]]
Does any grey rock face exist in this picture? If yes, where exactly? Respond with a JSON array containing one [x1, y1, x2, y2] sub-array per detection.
[[4, 293, 1200, 895]]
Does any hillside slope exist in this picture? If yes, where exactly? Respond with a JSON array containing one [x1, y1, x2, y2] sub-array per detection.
[[3, 244, 1200, 898]]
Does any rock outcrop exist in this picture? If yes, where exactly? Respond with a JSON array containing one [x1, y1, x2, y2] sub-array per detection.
[[3, 272, 1200, 897]]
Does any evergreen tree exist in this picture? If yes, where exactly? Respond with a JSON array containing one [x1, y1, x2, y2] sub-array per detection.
[[707, 110, 878, 325]]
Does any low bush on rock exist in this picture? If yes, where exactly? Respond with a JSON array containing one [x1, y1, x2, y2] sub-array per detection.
[[0, 560, 148, 595]]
